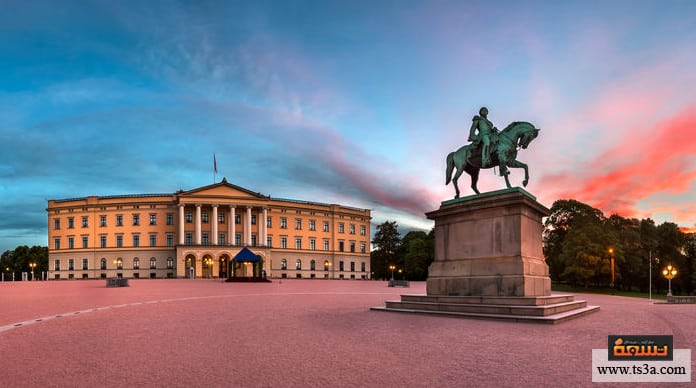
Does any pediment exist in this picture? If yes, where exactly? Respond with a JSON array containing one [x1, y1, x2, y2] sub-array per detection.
[[177, 179, 268, 202]]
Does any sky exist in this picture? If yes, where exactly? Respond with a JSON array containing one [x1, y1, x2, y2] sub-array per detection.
[[1, 0, 696, 252]]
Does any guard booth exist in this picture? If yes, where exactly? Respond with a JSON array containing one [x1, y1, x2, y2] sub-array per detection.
[[226, 247, 270, 283]]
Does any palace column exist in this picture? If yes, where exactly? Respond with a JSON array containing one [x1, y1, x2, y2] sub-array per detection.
[[245, 206, 252, 246], [211, 205, 218, 245], [195, 204, 202, 245], [262, 207, 268, 246], [228, 205, 235, 246], [178, 204, 185, 245]]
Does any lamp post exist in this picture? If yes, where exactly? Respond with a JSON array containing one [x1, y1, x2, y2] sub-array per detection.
[[662, 264, 677, 297], [389, 264, 396, 281], [29, 262, 36, 281], [398, 268, 403, 280], [608, 248, 615, 293]]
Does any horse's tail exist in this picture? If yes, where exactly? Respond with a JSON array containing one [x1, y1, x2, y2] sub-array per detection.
[[445, 152, 455, 185]]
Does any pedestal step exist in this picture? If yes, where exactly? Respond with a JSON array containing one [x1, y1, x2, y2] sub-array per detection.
[[371, 294, 599, 324]]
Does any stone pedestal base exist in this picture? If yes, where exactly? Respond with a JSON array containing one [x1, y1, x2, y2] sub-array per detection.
[[425, 188, 551, 297]]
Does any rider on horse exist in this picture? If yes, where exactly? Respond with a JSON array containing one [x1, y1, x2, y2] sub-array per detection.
[[467, 107, 499, 168]]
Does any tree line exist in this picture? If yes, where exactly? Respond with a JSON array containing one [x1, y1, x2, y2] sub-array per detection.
[[370, 221, 434, 280], [544, 199, 696, 295], [1, 245, 48, 280]]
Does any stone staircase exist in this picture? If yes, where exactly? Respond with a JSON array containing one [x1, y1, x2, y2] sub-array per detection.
[[371, 293, 599, 324]]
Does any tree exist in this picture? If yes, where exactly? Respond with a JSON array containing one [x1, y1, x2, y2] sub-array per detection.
[[1, 245, 48, 281], [400, 230, 434, 281], [371, 221, 401, 280]]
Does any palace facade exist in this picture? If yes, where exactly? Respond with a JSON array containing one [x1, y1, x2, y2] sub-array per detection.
[[47, 179, 371, 280]]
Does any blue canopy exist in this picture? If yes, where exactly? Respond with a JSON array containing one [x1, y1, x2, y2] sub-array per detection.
[[233, 247, 261, 263]]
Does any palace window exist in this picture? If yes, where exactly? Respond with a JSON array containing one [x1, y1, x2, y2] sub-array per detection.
[[323, 239, 329, 251], [361, 262, 366, 272], [339, 241, 344, 252], [82, 216, 89, 228], [132, 235, 139, 248], [235, 214, 241, 224], [116, 259, 123, 270], [309, 220, 316, 231], [82, 236, 88, 248], [350, 242, 355, 253], [116, 215, 123, 226], [149, 234, 157, 247], [68, 259, 74, 271], [350, 224, 355, 234], [280, 236, 287, 249], [218, 233, 225, 245], [235, 233, 242, 246], [54, 238, 60, 250], [251, 234, 257, 247], [218, 212, 225, 223], [339, 223, 345, 233], [100, 235, 107, 248], [132, 214, 140, 226], [310, 260, 316, 271], [186, 212, 193, 223], [309, 238, 316, 250], [68, 237, 74, 249], [54, 260, 60, 271], [167, 213, 174, 225], [361, 243, 366, 253], [251, 215, 257, 225], [53, 219, 60, 230], [166, 233, 174, 247], [82, 258, 89, 270], [149, 214, 157, 225], [100, 258, 107, 270], [267, 217, 272, 228], [202, 233, 209, 245], [100, 215, 107, 227], [323, 221, 329, 232], [324, 260, 330, 271], [360, 225, 366, 236], [350, 262, 355, 272], [150, 258, 157, 269], [167, 257, 174, 269], [68, 217, 74, 229], [296, 259, 302, 270], [133, 258, 140, 270], [295, 219, 302, 230], [185, 233, 193, 245], [295, 237, 302, 249], [339, 261, 344, 271], [280, 259, 287, 270], [280, 217, 287, 229], [202, 212, 209, 223]]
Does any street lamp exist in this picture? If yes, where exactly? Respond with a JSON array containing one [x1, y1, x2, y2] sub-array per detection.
[[204, 258, 214, 278], [389, 264, 396, 281], [608, 248, 615, 293], [29, 262, 36, 281], [662, 264, 677, 297], [398, 268, 403, 280]]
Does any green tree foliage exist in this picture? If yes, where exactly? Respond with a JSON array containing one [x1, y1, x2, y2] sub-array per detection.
[[370, 221, 401, 280], [1, 245, 48, 280], [544, 199, 690, 294], [400, 230, 434, 281]]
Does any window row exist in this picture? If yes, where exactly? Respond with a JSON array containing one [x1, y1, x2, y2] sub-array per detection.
[[53, 257, 174, 271], [53, 214, 175, 229], [278, 259, 366, 272], [53, 233, 175, 249], [183, 214, 367, 235]]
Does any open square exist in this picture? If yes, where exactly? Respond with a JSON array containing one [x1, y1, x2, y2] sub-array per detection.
[[1, 280, 694, 387]]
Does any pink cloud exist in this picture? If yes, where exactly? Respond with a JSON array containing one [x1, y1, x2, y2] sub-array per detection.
[[541, 106, 696, 222]]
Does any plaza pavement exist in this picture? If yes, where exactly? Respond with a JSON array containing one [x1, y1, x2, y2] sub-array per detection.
[[0, 279, 694, 387]]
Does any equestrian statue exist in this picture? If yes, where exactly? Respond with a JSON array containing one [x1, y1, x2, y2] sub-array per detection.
[[446, 107, 540, 198]]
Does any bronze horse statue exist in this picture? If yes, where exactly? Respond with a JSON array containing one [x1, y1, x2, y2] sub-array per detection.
[[446, 121, 540, 197]]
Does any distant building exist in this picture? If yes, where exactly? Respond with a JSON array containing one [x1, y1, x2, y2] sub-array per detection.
[[47, 179, 371, 280]]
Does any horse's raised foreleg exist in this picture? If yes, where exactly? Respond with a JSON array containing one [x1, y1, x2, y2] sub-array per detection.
[[506, 159, 529, 187]]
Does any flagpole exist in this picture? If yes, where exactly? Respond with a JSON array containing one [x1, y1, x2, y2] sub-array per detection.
[[649, 250, 652, 303], [213, 153, 217, 183]]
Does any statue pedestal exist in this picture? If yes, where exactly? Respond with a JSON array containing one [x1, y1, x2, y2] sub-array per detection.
[[372, 188, 599, 323], [425, 188, 550, 297]]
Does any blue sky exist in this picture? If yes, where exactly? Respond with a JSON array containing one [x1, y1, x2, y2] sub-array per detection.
[[2, 0, 696, 252]]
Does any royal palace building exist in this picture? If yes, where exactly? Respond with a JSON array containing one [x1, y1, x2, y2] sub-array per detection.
[[47, 179, 372, 280]]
